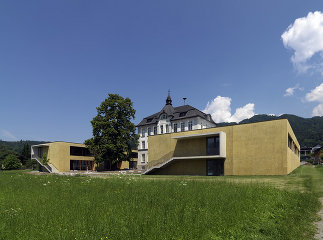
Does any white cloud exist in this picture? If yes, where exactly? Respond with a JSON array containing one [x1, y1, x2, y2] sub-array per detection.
[[312, 104, 323, 116], [0, 129, 17, 141], [203, 96, 255, 123], [305, 83, 323, 116], [306, 83, 323, 102], [281, 11, 323, 74], [284, 84, 303, 96]]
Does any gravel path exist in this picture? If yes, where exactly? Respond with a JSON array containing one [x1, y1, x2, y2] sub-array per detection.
[[316, 198, 323, 239]]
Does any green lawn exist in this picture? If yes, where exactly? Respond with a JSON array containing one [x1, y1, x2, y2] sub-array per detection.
[[0, 166, 322, 240]]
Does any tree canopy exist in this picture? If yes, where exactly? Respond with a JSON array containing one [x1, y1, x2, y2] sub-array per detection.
[[3, 154, 21, 170], [85, 94, 138, 167]]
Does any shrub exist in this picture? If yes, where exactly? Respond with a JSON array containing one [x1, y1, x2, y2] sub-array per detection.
[[42, 153, 50, 165], [2, 154, 22, 170]]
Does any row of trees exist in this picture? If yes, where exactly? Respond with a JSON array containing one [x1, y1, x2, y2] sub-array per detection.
[[0, 143, 32, 170]]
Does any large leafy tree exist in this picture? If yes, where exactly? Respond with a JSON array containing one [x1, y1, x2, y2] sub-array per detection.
[[85, 94, 138, 167], [20, 142, 30, 166], [3, 154, 21, 170]]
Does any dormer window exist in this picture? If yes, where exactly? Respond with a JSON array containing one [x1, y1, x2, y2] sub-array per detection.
[[147, 118, 152, 123], [179, 112, 186, 117], [161, 114, 167, 120]]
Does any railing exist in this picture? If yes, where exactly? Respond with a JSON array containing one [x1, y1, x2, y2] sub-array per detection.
[[31, 155, 52, 173]]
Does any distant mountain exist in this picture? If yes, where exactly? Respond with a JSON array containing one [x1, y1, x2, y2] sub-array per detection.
[[217, 114, 323, 147]]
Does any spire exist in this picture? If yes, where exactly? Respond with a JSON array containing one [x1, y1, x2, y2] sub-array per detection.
[[166, 89, 172, 105]]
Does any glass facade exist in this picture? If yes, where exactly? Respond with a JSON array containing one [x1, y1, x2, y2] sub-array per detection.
[[70, 160, 94, 171], [70, 147, 91, 156], [206, 136, 220, 155]]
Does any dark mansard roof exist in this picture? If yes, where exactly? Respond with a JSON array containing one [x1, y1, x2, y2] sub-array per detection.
[[137, 94, 215, 127]]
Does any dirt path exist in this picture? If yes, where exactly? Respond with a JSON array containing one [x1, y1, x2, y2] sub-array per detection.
[[316, 198, 323, 239]]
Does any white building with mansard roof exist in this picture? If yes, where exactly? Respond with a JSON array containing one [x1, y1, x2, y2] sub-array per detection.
[[136, 92, 216, 170]]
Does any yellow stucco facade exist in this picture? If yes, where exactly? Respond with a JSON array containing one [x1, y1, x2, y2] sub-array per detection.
[[31, 142, 138, 173], [32, 142, 95, 172], [147, 119, 300, 175]]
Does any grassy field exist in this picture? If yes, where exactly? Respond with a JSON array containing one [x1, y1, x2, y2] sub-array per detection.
[[0, 166, 322, 240]]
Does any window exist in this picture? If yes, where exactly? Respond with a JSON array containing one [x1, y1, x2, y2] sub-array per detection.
[[141, 128, 146, 137], [141, 154, 146, 163], [70, 160, 94, 171], [166, 124, 169, 133], [38, 147, 43, 158], [179, 112, 186, 117], [288, 135, 292, 149], [70, 146, 91, 156], [288, 134, 299, 156], [206, 137, 220, 155], [160, 125, 163, 134], [161, 114, 167, 120], [181, 122, 185, 132], [148, 127, 151, 136], [188, 121, 193, 131], [147, 118, 152, 123], [153, 126, 157, 135], [142, 141, 145, 149], [173, 123, 178, 133]]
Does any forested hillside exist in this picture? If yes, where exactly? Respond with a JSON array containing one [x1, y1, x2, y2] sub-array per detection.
[[0, 140, 46, 169], [0, 140, 46, 153], [217, 114, 323, 147]]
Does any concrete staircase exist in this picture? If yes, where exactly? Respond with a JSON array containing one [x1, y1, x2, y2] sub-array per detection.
[[143, 157, 175, 175], [32, 155, 59, 173]]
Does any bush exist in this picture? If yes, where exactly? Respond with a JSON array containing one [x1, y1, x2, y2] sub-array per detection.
[[2, 154, 22, 170]]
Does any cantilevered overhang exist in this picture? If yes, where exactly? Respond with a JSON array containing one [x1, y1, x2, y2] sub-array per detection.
[[31, 143, 50, 147], [172, 131, 223, 140], [172, 131, 226, 158]]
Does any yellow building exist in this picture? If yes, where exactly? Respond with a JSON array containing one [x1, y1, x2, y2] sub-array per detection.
[[145, 119, 300, 176], [31, 141, 138, 173]]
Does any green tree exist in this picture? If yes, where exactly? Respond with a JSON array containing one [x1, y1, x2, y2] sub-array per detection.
[[85, 94, 138, 169], [41, 153, 50, 165], [2, 154, 22, 170], [0, 145, 14, 167], [20, 142, 30, 166]]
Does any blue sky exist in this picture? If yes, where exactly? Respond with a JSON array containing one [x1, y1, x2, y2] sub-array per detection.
[[1, 1, 323, 142]]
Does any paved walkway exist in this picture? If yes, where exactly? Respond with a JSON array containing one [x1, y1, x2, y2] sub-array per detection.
[[316, 198, 323, 239]]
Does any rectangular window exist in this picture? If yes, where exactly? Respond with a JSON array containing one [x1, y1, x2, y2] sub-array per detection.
[[166, 124, 169, 133], [38, 147, 43, 158], [206, 137, 220, 155], [70, 146, 91, 156], [142, 141, 145, 149], [141, 154, 146, 163], [288, 135, 292, 149], [207, 159, 224, 176], [148, 127, 151, 136], [153, 126, 157, 135], [141, 128, 146, 137], [188, 121, 193, 131], [181, 122, 185, 132], [70, 160, 94, 171], [160, 125, 163, 134], [173, 123, 177, 133]]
